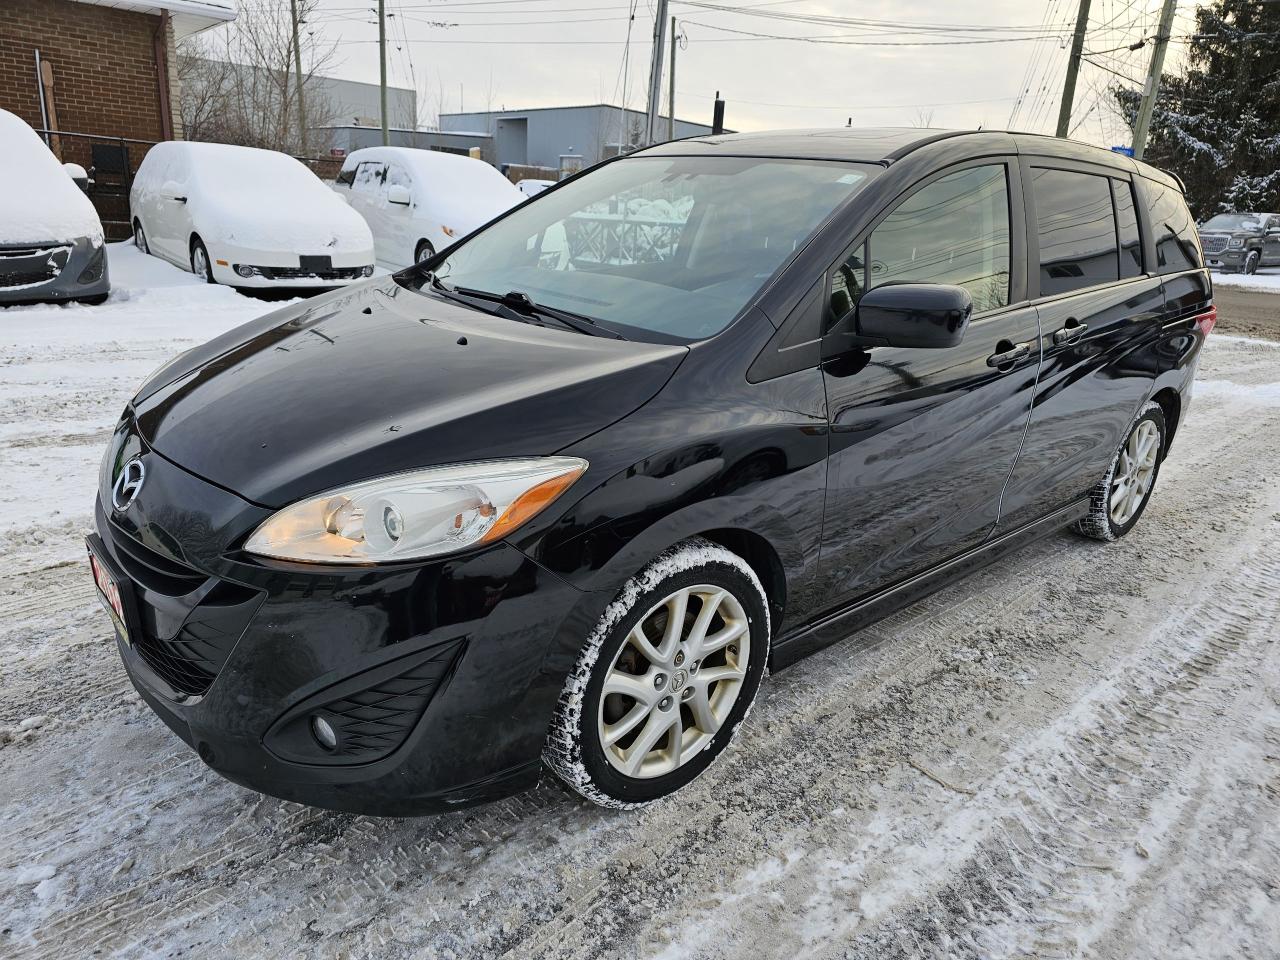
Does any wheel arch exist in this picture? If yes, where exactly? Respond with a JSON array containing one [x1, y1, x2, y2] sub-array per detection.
[[1149, 386, 1181, 453], [696, 527, 786, 637]]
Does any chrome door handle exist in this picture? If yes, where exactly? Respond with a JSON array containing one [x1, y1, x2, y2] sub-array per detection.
[[1052, 319, 1088, 345], [987, 341, 1031, 368]]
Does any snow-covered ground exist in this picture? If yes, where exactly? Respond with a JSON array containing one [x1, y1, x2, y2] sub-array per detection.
[[2, 258, 1280, 959], [1211, 268, 1280, 293]]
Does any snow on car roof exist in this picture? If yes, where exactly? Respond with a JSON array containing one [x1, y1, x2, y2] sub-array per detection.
[[344, 146, 519, 197], [0, 109, 103, 245]]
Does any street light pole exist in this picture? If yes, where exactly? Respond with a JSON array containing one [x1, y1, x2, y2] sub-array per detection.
[[1055, 0, 1092, 138], [1132, 0, 1178, 160], [667, 16, 676, 142], [378, 0, 389, 146], [289, 0, 308, 152], [643, 0, 670, 145]]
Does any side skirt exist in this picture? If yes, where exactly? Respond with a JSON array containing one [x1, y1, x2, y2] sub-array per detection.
[[770, 498, 1090, 671]]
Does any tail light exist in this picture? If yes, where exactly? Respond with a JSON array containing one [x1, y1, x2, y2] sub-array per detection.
[[1193, 305, 1217, 336]]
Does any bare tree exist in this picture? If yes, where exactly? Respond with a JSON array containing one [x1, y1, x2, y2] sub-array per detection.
[[911, 107, 936, 128], [177, 0, 339, 155]]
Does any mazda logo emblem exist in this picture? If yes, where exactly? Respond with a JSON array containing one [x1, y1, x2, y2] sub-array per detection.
[[112, 457, 146, 512]]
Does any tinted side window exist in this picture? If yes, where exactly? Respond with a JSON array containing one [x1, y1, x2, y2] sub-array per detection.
[[1112, 179, 1143, 278], [1147, 180, 1202, 273], [336, 164, 356, 187], [866, 164, 1011, 314], [1032, 168, 1118, 296]]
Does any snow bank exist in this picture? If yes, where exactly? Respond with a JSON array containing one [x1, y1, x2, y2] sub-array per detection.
[[0, 109, 103, 245], [1213, 270, 1280, 293]]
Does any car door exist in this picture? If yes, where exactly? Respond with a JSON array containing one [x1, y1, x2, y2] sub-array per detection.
[[996, 161, 1167, 531], [383, 160, 416, 265], [350, 161, 388, 263], [1263, 215, 1280, 266], [818, 158, 1041, 604], [150, 149, 190, 265]]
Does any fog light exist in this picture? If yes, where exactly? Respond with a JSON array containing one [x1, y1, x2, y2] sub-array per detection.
[[361, 264, 375, 277], [311, 714, 338, 750], [235, 264, 256, 278], [77, 250, 105, 284]]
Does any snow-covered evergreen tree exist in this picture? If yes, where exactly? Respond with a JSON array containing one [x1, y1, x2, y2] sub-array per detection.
[[1115, 0, 1280, 218]]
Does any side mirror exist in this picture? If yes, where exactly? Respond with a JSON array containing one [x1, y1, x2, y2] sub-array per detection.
[[161, 179, 186, 202], [63, 162, 90, 192], [387, 184, 411, 206], [825, 283, 973, 356]]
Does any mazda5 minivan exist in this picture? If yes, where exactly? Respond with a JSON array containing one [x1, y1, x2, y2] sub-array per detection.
[[90, 129, 1211, 814]]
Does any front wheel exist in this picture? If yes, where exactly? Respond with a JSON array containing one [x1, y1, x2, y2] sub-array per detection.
[[415, 240, 436, 265], [544, 538, 771, 808], [1243, 250, 1260, 275], [133, 220, 149, 254], [190, 237, 215, 284], [1074, 401, 1166, 542]]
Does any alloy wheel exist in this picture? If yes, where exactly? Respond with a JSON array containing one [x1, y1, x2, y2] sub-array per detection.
[[1109, 419, 1160, 527], [193, 245, 209, 279], [598, 584, 750, 779]]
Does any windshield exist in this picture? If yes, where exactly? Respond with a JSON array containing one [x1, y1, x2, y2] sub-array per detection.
[[411, 155, 876, 341], [1201, 214, 1263, 232]]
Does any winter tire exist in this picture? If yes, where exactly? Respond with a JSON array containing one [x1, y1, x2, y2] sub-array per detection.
[[133, 220, 149, 254], [1243, 250, 1260, 275], [1074, 400, 1166, 542], [415, 240, 436, 264], [544, 538, 771, 809], [191, 237, 215, 284]]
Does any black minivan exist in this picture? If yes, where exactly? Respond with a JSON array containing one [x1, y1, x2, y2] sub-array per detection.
[[89, 128, 1212, 814]]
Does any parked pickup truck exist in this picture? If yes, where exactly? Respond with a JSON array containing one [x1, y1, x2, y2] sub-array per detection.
[[1198, 212, 1280, 274]]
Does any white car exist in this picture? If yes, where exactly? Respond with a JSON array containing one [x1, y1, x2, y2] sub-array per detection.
[[130, 141, 374, 288], [0, 108, 109, 305], [516, 178, 556, 199], [333, 147, 522, 268]]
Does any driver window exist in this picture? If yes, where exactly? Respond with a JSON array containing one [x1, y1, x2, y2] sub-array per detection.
[[352, 161, 385, 195], [866, 164, 1011, 314]]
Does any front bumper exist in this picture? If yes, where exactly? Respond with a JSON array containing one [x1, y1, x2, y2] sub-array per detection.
[[0, 236, 109, 304], [92, 423, 600, 815], [206, 239, 374, 289]]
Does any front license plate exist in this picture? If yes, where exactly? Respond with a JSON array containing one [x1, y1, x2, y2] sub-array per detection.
[[299, 254, 332, 272], [88, 544, 129, 643]]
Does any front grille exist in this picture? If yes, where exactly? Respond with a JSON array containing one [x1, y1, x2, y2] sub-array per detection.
[[131, 581, 264, 698], [0, 244, 70, 288], [258, 265, 366, 281], [108, 519, 208, 597], [1200, 234, 1229, 254]]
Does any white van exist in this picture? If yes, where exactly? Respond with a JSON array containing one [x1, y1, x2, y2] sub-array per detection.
[[130, 141, 374, 288], [333, 147, 522, 269]]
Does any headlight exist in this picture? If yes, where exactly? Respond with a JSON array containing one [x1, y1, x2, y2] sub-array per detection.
[[1228, 237, 1245, 248], [244, 457, 587, 564]]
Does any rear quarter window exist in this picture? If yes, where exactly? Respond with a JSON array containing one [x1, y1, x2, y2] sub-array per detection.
[[1145, 180, 1203, 274]]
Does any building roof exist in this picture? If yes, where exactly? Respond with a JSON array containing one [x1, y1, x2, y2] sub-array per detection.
[[68, 0, 236, 37], [440, 102, 716, 130]]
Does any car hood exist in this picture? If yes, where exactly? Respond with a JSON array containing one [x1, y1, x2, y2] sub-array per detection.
[[133, 280, 687, 508], [194, 195, 373, 256]]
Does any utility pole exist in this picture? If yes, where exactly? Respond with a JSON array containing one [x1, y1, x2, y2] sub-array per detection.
[[378, 0, 389, 145], [1132, 0, 1178, 160], [290, 0, 307, 152], [667, 16, 676, 142], [643, 0, 670, 145], [1055, 0, 1092, 138]]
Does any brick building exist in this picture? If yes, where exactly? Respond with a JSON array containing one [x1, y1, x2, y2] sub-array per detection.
[[0, 0, 235, 234]]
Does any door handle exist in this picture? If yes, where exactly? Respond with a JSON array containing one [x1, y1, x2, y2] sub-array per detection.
[[987, 340, 1031, 369], [1052, 318, 1088, 345]]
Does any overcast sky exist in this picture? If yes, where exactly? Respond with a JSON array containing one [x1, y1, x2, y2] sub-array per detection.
[[274, 0, 1196, 149]]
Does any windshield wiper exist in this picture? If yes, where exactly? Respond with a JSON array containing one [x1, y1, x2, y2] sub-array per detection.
[[432, 277, 625, 339]]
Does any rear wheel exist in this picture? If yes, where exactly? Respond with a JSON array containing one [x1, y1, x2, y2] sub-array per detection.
[[1074, 401, 1166, 542], [415, 240, 436, 264], [133, 220, 149, 254], [544, 538, 771, 808], [1243, 249, 1261, 275], [190, 237, 215, 284]]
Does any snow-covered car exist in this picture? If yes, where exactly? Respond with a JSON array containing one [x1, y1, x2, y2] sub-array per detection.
[[333, 146, 522, 268], [130, 142, 375, 288], [0, 109, 109, 306], [517, 178, 556, 199]]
